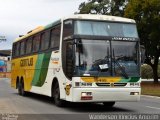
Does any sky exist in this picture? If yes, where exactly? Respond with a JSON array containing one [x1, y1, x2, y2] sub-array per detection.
[[0, 0, 86, 50]]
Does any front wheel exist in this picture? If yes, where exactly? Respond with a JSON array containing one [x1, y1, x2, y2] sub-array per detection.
[[53, 83, 65, 107], [103, 102, 115, 107]]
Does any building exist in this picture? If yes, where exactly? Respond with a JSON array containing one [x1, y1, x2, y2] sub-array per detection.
[[0, 50, 11, 78]]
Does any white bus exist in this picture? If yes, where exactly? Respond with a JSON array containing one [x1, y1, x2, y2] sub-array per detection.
[[11, 14, 141, 107]]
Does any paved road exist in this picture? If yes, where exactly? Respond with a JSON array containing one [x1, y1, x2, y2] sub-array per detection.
[[0, 78, 160, 119]]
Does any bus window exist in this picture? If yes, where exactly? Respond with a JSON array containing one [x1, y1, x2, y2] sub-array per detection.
[[63, 20, 73, 38], [40, 33, 45, 50], [26, 38, 32, 54], [20, 40, 25, 55], [33, 35, 40, 52], [41, 31, 50, 50], [50, 25, 61, 49], [12, 44, 16, 57], [15, 42, 20, 56]]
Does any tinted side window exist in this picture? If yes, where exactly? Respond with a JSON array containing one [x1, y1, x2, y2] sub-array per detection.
[[20, 41, 25, 55], [63, 20, 73, 38], [26, 38, 32, 54], [50, 25, 61, 49], [33, 35, 40, 52], [40, 32, 50, 50], [40, 33, 45, 50], [15, 42, 20, 56], [12, 44, 16, 57]]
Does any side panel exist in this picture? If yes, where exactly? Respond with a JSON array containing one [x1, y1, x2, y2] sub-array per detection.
[[11, 55, 38, 91], [11, 52, 52, 92], [32, 52, 51, 86], [29, 51, 66, 98]]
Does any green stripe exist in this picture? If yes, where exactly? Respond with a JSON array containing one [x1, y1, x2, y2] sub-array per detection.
[[119, 77, 140, 82], [32, 52, 52, 87], [129, 77, 140, 82]]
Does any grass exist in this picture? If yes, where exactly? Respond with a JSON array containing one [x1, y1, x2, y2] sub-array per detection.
[[141, 81, 160, 97]]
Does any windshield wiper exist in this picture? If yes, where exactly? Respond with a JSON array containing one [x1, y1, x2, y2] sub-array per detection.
[[112, 49, 129, 79]]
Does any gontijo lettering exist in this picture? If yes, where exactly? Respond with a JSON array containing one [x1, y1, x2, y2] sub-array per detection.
[[20, 58, 33, 67]]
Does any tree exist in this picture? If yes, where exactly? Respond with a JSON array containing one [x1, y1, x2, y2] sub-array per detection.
[[78, 0, 127, 16], [125, 0, 160, 83]]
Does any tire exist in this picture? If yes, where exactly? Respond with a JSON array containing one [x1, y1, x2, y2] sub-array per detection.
[[103, 102, 115, 107], [53, 83, 65, 107], [18, 81, 26, 96]]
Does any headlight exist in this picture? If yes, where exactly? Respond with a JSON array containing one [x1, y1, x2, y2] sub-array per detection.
[[81, 92, 93, 100], [130, 82, 140, 87]]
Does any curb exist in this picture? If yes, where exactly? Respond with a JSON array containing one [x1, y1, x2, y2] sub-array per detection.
[[141, 95, 160, 99]]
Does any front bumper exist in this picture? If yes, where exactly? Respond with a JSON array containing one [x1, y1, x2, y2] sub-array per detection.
[[72, 87, 141, 102]]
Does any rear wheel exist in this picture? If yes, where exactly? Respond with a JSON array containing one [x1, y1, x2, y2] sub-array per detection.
[[18, 81, 26, 96], [53, 83, 65, 107], [103, 102, 115, 107]]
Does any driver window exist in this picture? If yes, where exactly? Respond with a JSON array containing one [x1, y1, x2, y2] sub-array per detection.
[[66, 42, 74, 79]]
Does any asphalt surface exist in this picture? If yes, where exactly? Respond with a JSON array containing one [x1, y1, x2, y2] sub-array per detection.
[[0, 78, 160, 120]]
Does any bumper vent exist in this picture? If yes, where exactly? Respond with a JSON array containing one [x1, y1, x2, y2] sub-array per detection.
[[96, 83, 110, 86], [96, 83, 127, 87]]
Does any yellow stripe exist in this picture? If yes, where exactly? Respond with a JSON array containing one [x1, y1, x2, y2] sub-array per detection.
[[81, 77, 121, 83]]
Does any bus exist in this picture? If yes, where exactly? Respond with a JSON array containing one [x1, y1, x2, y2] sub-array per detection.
[[11, 14, 141, 107]]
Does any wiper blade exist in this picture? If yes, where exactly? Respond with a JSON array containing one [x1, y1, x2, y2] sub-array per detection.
[[114, 59, 129, 79], [112, 49, 129, 79]]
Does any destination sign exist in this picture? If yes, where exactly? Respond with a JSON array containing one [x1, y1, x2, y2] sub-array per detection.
[[112, 37, 136, 41]]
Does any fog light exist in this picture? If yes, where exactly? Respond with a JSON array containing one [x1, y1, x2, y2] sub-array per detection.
[[130, 92, 139, 95], [81, 92, 92, 100], [134, 92, 139, 95]]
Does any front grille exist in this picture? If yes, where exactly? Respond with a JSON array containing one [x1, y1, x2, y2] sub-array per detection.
[[114, 83, 127, 86], [96, 83, 127, 87], [96, 83, 110, 86]]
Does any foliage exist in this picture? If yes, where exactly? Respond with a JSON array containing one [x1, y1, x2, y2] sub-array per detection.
[[78, 0, 127, 16], [141, 64, 153, 79], [125, 0, 160, 83], [141, 64, 160, 79]]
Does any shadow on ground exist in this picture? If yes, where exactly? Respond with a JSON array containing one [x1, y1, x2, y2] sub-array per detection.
[[13, 92, 135, 113]]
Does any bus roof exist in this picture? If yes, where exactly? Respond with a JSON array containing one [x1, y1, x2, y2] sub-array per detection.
[[63, 14, 135, 23], [14, 14, 135, 42]]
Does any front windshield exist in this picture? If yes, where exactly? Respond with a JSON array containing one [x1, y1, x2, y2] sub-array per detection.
[[74, 40, 111, 76], [73, 40, 139, 77], [112, 41, 139, 77], [74, 21, 138, 38]]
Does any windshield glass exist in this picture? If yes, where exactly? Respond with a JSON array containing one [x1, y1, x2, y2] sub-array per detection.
[[74, 20, 138, 38], [73, 40, 139, 77], [74, 40, 111, 76], [112, 41, 139, 77]]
